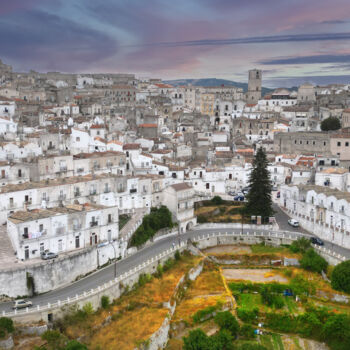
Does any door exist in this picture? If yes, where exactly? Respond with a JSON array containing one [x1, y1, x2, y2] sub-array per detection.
[[75, 236, 80, 248], [24, 246, 29, 260], [1, 170, 5, 178]]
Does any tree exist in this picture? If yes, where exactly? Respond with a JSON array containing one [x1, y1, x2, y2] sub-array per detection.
[[183, 329, 209, 350], [322, 314, 350, 350], [65, 340, 88, 350], [321, 117, 341, 131], [245, 147, 273, 219], [211, 196, 224, 205], [300, 248, 328, 274], [289, 237, 311, 253], [210, 329, 235, 350], [214, 311, 239, 337], [331, 260, 350, 294], [41, 330, 67, 350]]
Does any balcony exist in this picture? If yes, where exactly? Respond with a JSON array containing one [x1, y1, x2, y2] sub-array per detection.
[[56, 227, 65, 235], [74, 191, 81, 198], [59, 166, 67, 172], [41, 197, 49, 202], [89, 190, 97, 196], [58, 194, 66, 201], [117, 187, 125, 193], [104, 188, 111, 193], [130, 188, 137, 194], [90, 221, 98, 227], [77, 168, 84, 173], [22, 229, 47, 240]]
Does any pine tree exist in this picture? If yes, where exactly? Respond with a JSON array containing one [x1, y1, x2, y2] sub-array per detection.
[[245, 147, 273, 220]]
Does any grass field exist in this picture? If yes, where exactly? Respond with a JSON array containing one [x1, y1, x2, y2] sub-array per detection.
[[250, 244, 289, 254], [238, 293, 262, 310]]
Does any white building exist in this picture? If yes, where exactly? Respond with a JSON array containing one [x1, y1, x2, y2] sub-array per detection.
[[7, 203, 119, 260], [163, 183, 197, 233]]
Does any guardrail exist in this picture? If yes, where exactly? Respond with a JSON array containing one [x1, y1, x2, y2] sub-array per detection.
[[2, 241, 187, 318], [3, 229, 347, 319]]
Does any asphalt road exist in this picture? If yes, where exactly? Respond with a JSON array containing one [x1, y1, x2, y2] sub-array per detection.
[[1, 205, 349, 313]]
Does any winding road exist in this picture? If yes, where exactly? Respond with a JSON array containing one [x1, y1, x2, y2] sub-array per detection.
[[1, 219, 349, 314]]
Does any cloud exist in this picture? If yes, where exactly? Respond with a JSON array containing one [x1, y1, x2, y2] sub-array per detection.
[[260, 54, 350, 65], [265, 75, 350, 88], [0, 9, 119, 72], [131, 32, 350, 48]]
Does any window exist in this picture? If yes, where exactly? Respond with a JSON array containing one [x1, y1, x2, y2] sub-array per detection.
[[76, 137, 80, 142], [337, 142, 341, 147], [58, 239, 63, 251], [346, 142, 349, 147], [75, 236, 80, 248], [40, 243, 44, 253], [108, 214, 112, 223], [39, 224, 43, 232]]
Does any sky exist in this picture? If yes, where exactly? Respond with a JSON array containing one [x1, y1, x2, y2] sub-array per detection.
[[1, 0, 350, 87]]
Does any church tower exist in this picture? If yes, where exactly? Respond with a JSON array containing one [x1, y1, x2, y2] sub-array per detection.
[[246, 69, 262, 103]]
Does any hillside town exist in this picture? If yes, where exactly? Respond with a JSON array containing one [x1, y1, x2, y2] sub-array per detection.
[[0, 59, 350, 268]]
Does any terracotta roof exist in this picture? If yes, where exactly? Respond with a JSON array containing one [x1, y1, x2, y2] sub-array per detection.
[[171, 182, 192, 192], [139, 123, 157, 128], [123, 143, 140, 150]]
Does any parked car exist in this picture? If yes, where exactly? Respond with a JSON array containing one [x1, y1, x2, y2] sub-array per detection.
[[242, 187, 250, 195], [234, 195, 245, 201], [13, 299, 32, 309], [277, 191, 280, 198], [272, 186, 278, 191], [288, 219, 299, 227], [310, 237, 324, 246], [41, 251, 58, 260], [228, 191, 236, 196]]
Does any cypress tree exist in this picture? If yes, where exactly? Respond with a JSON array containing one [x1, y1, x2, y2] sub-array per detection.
[[245, 147, 273, 220]]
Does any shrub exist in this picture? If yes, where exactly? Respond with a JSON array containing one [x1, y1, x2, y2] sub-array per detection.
[[183, 329, 209, 350], [240, 324, 256, 339], [41, 330, 67, 350], [211, 196, 224, 205], [175, 250, 181, 261], [289, 237, 311, 253], [130, 206, 173, 247], [163, 258, 175, 272], [0, 318, 14, 335], [82, 302, 94, 315], [192, 305, 217, 323], [237, 308, 259, 323], [322, 313, 350, 350], [214, 311, 239, 337], [197, 214, 207, 223], [101, 295, 110, 309], [237, 344, 267, 350], [265, 312, 296, 333], [138, 273, 152, 287], [210, 329, 235, 350], [155, 264, 163, 278], [331, 260, 350, 294], [65, 340, 88, 350], [300, 248, 328, 274], [321, 116, 341, 131], [290, 274, 315, 296]]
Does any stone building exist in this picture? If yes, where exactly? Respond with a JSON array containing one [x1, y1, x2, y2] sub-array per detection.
[[246, 69, 262, 103]]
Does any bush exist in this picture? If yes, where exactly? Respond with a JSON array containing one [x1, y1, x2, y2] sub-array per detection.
[[322, 313, 350, 350], [65, 340, 88, 350], [265, 312, 296, 333], [175, 250, 181, 261], [240, 324, 256, 339], [321, 116, 341, 131], [290, 274, 315, 296], [300, 248, 328, 274], [237, 344, 267, 350], [130, 206, 173, 247], [237, 308, 259, 323], [183, 329, 209, 350], [138, 273, 152, 287], [155, 264, 163, 278], [41, 330, 67, 350], [214, 311, 239, 337], [192, 305, 217, 323], [0, 318, 14, 335], [331, 260, 350, 294], [197, 214, 207, 223], [210, 329, 235, 350], [101, 295, 110, 309], [289, 237, 311, 253], [163, 258, 175, 272], [211, 196, 224, 205], [82, 302, 94, 315]]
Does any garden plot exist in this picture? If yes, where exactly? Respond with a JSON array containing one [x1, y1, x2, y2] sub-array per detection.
[[223, 269, 288, 283], [204, 245, 252, 255]]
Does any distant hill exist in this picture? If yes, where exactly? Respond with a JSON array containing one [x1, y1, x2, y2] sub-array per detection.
[[164, 78, 274, 96]]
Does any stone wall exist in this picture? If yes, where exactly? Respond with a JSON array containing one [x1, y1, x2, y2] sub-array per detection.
[[0, 242, 119, 297]]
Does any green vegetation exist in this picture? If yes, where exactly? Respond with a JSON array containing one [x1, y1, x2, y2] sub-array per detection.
[[101, 295, 110, 309], [214, 311, 240, 338], [129, 206, 173, 247], [237, 308, 259, 323], [245, 147, 273, 220], [184, 312, 240, 350], [300, 248, 328, 274], [118, 214, 130, 230], [251, 243, 286, 254], [239, 324, 256, 339], [289, 237, 311, 253], [331, 260, 350, 294], [36, 330, 87, 350], [192, 301, 223, 323], [0, 317, 14, 339], [321, 116, 341, 131]]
